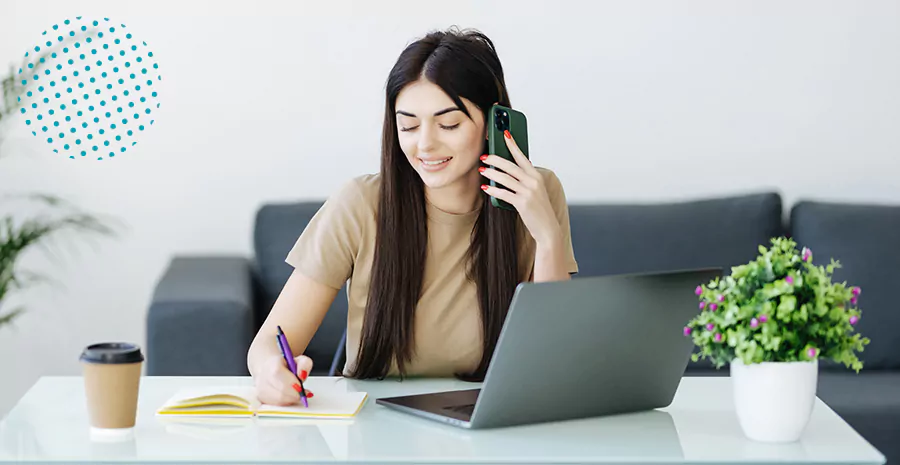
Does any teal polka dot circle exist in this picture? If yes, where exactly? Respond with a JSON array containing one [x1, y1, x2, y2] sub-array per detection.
[[19, 16, 161, 160]]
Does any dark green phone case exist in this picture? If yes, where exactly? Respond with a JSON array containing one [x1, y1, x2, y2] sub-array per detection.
[[487, 104, 529, 211]]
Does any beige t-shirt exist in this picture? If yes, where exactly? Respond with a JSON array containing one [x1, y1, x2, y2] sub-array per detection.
[[285, 167, 578, 377]]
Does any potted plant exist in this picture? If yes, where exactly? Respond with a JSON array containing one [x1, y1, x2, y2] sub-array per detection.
[[684, 236, 870, 443]]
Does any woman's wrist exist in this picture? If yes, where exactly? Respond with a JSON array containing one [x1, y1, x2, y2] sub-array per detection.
[[534, 225, 563, 251], [247, 339, 275, 378], [533, 234, 571, 282], [247, 347, 261, 378]]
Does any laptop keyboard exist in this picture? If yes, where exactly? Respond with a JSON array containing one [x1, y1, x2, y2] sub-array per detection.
[[444, 403, 475, 416]]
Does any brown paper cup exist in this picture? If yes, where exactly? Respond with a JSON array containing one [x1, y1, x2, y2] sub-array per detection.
[[80, 342, 144, 432]]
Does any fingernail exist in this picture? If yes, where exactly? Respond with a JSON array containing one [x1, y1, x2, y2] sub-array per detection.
[[300, 370, 308, 381], [478, 166, 485, 173], [481, 184, 488, 190], [480, 154, 488, 161], [306, 391, 314, 398], [292, 383, 302, 393], [504, 130, 511, 139]]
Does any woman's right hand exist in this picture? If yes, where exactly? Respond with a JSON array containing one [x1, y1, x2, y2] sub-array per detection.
[[253, 353, 315, 406]]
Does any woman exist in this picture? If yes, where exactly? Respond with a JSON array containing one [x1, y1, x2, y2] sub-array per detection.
[[247, 27, 578, 406]]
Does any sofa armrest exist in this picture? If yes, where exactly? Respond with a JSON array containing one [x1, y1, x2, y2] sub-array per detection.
[[146, 256, 255, 376]]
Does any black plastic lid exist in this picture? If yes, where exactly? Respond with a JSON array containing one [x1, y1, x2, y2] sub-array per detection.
[[79, 342, 144, 364]]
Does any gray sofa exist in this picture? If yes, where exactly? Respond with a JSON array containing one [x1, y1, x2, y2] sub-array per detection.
[[146, 191, 898, 462]]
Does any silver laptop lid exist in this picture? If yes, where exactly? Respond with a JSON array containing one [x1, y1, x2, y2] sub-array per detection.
[[469, 268, 722, 429]]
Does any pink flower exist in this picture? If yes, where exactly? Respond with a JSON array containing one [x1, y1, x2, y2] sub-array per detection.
[[852, 287, 862, 296], [849, 315, 859, 325], [706, 323, 715, 331], [695, 286, 703, 296], [709, 303, 718, 312], [750, 318, 759, 328], [714, 333, 723, 343], [683, 326, 692, 336], [802, 247, 812, 262], [717, 294, 725, 302], [786, 276, 794, 285], [759, 314, 768, 323], [699, 302, 706, 310], [851, 296, 859, 305], [807, 347, 817, 358]]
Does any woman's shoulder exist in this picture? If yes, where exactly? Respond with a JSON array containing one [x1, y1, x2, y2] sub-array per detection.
[[531, 165, 571, 217], [328, 173, 381, 209], [314, 174, 381, 221], [533, 166, 565, 193]]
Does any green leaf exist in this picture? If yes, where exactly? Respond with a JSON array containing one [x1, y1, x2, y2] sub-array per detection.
[[0, 185, 120, 331], [0, 307, 25, 327], [794, 304, 809, 323]]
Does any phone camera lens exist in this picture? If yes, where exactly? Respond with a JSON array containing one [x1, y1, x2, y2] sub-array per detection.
[[495, 115, 508, 131]]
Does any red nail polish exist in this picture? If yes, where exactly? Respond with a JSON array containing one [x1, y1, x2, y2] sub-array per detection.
[[478, 166, 485, 173], [504, 130, 511, 139], [300, 370, 308, 381], [292, 383, 302, 393], [306, 391, 314, 398], [480, 154, 488, 161], [481, 184, 488, 190]]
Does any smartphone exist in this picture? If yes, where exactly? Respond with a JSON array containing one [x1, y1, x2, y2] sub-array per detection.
[[486, 104, 529, 210]]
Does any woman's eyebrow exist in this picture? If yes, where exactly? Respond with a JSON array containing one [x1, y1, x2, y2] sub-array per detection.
[[396, 107, 460, 118]]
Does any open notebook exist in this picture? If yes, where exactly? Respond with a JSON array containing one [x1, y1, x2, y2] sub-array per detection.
[[156, 385, 368, 419]]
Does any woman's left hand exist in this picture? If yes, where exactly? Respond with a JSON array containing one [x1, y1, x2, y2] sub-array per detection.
[[479, 130, 562, 247]]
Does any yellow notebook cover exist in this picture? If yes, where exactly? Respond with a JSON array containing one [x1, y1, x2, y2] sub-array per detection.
[[156, 386, 368, 418]]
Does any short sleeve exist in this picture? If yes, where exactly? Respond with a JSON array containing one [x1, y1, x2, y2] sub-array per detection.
[[542, 169, 579, 275], [285, 177, 370, 289]]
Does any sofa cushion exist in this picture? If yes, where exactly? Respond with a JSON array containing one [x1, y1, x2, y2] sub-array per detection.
[[566, 192, 784, 371], [791, 201, 900, 370], [817, 372, 900, 464], [253, 201, 348, 374], [146, 256, 255, 376], [567, 192, 784, 277]]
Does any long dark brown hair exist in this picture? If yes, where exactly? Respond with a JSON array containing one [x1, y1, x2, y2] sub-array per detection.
[[347, 28, 521, 381]]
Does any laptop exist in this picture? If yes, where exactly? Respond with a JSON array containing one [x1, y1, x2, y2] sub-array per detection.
[[376, 267, 723, 429]]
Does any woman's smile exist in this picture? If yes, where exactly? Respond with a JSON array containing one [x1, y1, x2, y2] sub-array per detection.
[[418, 156, 453, 171]]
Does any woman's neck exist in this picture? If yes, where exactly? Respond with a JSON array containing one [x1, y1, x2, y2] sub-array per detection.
[[424, 170, 483, 215]]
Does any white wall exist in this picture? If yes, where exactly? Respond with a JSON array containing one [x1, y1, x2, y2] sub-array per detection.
[[1, 0, 898, 416]]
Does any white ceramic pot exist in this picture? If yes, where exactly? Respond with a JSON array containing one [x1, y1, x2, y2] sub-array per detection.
[[730, 358, 818, 443]]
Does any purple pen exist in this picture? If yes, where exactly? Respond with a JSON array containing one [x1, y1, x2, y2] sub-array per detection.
[[276, 325, 308, 407]]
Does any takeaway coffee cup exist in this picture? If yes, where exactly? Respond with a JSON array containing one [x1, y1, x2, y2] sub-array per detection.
[[79, 342, 144, 434]]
